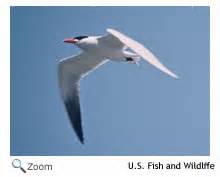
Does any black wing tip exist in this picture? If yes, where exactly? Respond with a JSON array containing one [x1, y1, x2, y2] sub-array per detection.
[[75, 128, 84, 144], [64, 97, 85, 145], [79, 136, 85, 144]]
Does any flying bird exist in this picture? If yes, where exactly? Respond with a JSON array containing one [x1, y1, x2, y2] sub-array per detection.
[[58, 28, 178, 144]]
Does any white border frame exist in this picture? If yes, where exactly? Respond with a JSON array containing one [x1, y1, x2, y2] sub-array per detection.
[[1, 0, 219, 177]]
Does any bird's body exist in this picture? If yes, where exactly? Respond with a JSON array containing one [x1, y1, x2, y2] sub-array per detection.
[[73, 36, 134, 61], [58, 28, 178, 144]]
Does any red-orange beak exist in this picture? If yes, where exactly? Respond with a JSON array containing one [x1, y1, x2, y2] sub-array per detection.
[[63, 38, 77, 44]]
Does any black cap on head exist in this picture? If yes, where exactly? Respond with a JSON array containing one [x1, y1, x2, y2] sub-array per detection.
[[74, 36, 88, 40]]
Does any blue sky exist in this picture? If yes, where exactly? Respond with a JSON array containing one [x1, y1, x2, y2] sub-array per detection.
[[11, 6, 210, 155]]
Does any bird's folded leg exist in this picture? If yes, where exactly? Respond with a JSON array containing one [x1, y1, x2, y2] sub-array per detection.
[[125, 57, 140, 66]]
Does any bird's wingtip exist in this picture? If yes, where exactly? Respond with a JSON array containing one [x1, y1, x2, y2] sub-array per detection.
[[172, 73, 179, 79], [79, 136, 84, 144], [167, 71, 179, 79]]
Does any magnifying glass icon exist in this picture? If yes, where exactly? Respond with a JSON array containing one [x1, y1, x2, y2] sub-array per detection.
[[12, 159, 26, 173]]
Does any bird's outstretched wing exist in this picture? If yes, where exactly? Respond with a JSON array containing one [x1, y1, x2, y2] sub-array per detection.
[[58, 52, 107, 143], [98, 32, 125, 49], [106, 28, 178, 78]]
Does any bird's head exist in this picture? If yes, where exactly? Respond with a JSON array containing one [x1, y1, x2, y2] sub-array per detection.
[[63, 36, 88, 44]]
